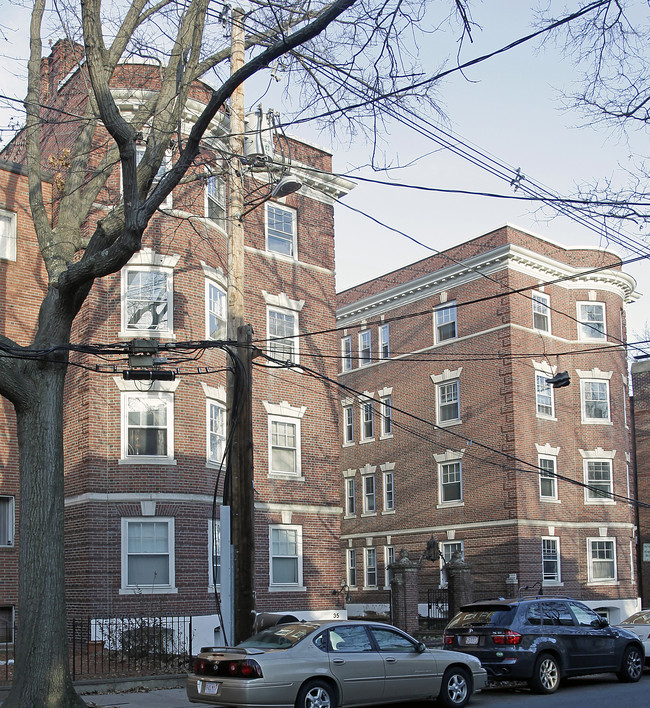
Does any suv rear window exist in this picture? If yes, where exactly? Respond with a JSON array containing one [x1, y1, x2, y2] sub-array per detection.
[[447, 606, 517, 628]]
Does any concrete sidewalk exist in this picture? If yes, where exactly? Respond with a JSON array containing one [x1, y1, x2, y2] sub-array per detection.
[[83, 687, 193, 708]]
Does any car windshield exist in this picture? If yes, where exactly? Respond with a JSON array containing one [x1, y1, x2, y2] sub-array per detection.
[[447, 606, 517, 628], [621, 611, 650, 625], [237, 623, 320, 649]]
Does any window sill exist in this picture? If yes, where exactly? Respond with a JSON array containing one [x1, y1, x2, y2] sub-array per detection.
[[268, 585, 307, 593], [359, 438, 375, 445], [343, 514, 357, 520], [437, 501, 464, 509], [268, 472, 305, 481], [379, 434, 394, 441], [438, 419, 462, 428], [342, 442, 355, 448], [119, 457, 177, 466], [586, 580, 618, 586], [542, 581, 564, 587], [581, 419, 613, 425], [119, 586, 178, 595], [118, 330, 176, 340], [361, 512, 377, 518], [540, 497, 561, 503], [585, 499, 616, 505], [206, 462, 225, 471], [536, 414, 557, 422], [362, 585, 378, 591], [381, 509, 395, 515]]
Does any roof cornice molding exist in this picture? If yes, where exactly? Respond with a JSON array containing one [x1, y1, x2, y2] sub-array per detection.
[[337, 243, 639, 323]]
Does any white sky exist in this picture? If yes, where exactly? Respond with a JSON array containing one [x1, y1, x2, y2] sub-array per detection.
[[1, 1, 648, 342]]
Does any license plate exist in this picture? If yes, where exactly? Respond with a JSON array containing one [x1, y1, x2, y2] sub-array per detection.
[[203, 682, 219, 695], [464, 636, 479, 645]]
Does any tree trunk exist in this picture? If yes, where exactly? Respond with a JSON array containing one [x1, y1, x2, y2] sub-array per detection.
[[2, 364, 85, 708]]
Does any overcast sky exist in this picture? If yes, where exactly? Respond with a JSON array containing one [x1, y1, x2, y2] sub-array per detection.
[[1, 1, 648, 342]]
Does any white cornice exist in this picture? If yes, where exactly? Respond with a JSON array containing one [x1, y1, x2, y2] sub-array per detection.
[[337, 243, 639, 324]]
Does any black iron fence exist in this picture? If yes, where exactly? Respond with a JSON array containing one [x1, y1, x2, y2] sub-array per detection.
[[427, 587, 451, 630], [1, 614, 193, 685]]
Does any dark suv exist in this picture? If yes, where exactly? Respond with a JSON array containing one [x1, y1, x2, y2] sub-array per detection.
[[443, 597, 644, 694]]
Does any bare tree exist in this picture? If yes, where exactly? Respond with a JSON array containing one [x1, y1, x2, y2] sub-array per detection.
[[0, 1, 473, 706]]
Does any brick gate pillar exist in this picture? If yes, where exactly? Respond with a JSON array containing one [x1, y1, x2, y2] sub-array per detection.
[[447, 551, 473, 618], [389, 549, 420, 635]]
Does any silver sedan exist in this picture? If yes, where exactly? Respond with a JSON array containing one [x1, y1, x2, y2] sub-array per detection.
[[186, 619, 487, 708], [614, 610, 650, 663]]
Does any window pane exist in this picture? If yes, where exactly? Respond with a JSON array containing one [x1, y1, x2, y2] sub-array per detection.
[[532, 293, 550, 331], [127, 396, 168, 456], [439, 381, 459, 421], [209, 402, 226, 463], [267, 205, 295, 256], [269, 310, 295, 360], [584, 381, 609, 419], [539, 458, 557, 498], [208, 283, 227, 339], [536, 375, 553, 416], [587, 461, 612, 499], [441, 462, 462, 502], [126, 270, 169, 331], [272, 557, 298, 584], [580, 304, 605, 339], [207, 176, 226, 228], [0, 497, 12, 546], [436, 305, 457, 341]]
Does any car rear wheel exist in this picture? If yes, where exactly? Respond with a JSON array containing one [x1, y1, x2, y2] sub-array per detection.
[[528, 653, 560, 694], [295, 679, 337, 708], [438, 666, 472, 708], [617, 645, 643, 683]]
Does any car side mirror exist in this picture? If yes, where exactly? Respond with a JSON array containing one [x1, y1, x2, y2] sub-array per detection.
[[593, 617, 608, 628], [416, 642, 427, 653]]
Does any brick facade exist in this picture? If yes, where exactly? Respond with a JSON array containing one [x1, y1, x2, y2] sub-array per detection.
[[0, 42, 353, 646], [337, 226, 640, 623]]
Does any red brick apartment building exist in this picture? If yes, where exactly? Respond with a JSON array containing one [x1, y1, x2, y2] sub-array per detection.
[[0, 41, 353, 647], [337, 225, 640, 623], [631, 359, 650, 607]]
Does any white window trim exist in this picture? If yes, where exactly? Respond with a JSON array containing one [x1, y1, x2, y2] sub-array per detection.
[[208, 518, 221, 589], [119, 249, 179, 339], [359, 329, 372, 367], [577, 301, 607, 341], [382, 462, 395, 513], [341, 335, 353, 372], [538, 455, 559, 502], [364, 547, 378, 589], [360, 464, 377, 516], [542, 536, 562, 585], [378, 323, 390, 360], [583, 457, 615, 505], [384, 545, 395, 589], [120, 517, 176, 594], [0, 495, 15, 547], [587, 537, 618, 584], [580, 379, 612, 424], [267, 415, 303, 479], [205, 173, 227, 232], [379, 395, 393, 439], [435, 379, 461, 427], [345, 476, 356, 517], [266, 305, 300, 365], [535, 372, 556, 420], [532, 291, 551, 333], [117, 380, 178, 464], [433, 301, 458, 344], [205, 277, 227, 341], [437, 460, 464, 508], [0, 208, 17, 261], [347, 547, 358, 588], [359, 396, 375, 443], [265, 202, 297, 259], [342, 403, 354, 446], [268, 524, 305, 591], [203, 382, 226, 469]]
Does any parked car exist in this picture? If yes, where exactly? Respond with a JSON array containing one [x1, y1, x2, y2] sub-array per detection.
[[614, 610, 650, 663], [443, 597, 644, 694], [187, 619, 488, 707]]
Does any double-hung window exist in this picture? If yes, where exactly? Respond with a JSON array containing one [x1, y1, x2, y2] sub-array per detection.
[[588, 538, 617, 582], [123, 268, 173, 335], [345, 477, 356, 515], [361, 400, 374, 440], [269, 525, 303, 588], [270, 419, 299, 476], [343, 405, 354, 444], [268, 308, 298, 363], [0, 496, 14, 547], [380, 395, 393, 436], [535, 373, 555, 418], [439, 461, 462, 504], [266, 203, 296, 257], [437, 380, 460, 423], [532, 292, 550, 332], [363, 474, 376, 513], [0, 209, 17, 261], [134, 144, 172, 208], [539, 456, 558, 500], [207, 400, 226, 466], [121, 518, 175, 592], [365, 548, 377, 588], [359, 330, 371, 366], [347, 548, 357, 587], [434, 303, 457, 342], [585, 459, 613, 502], [440, 541, 463, 587], [542, 537, 561, 583], [578, 302, 606, 340], [384, 546, 395, 587], [206, 174, 226, 230], [383, 471, 394, 511], [581, 380, 610, 422], [378, 324, 390, 359], [341, 336, 353, 371], [122, 391, 174, 461], [206, 280, 227, 340]]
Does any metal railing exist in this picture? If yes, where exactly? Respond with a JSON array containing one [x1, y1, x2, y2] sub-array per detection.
[[1, 614, 193, 684], [427, 587, 451, 630]]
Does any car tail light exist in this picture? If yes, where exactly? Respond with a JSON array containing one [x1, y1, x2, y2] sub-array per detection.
[[443, 632, 454, 646], [193, 658, 209, 675], [492, 630, 522, 645], [227, 659, 263, 679]]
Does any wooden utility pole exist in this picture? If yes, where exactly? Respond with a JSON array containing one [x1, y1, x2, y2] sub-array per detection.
[[227, 7, 256, 645]]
